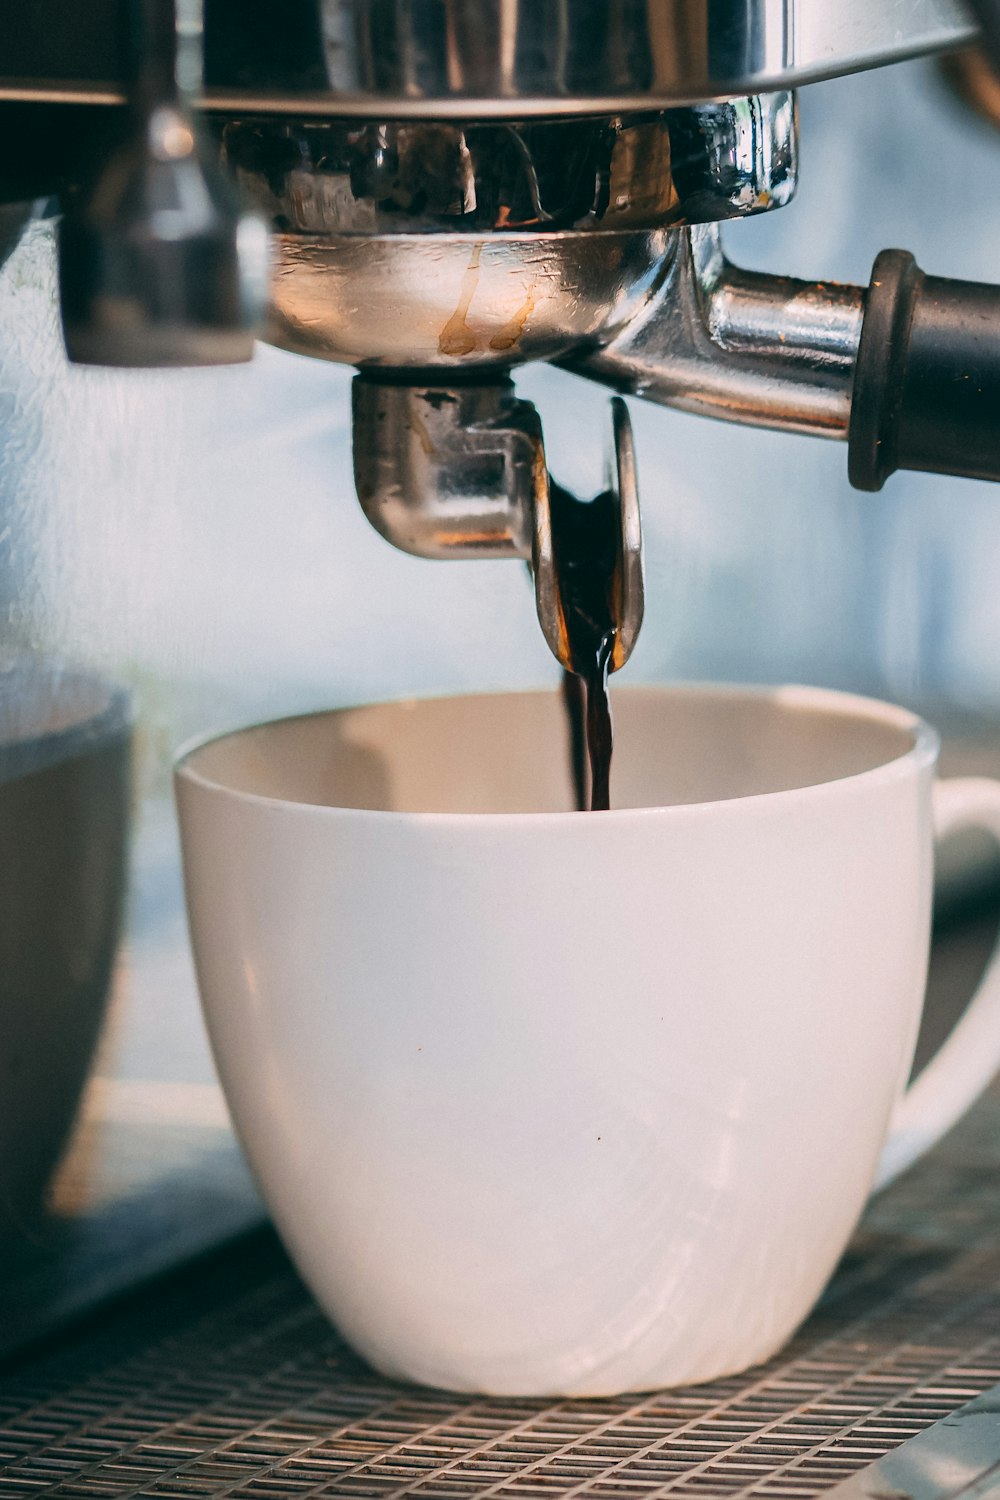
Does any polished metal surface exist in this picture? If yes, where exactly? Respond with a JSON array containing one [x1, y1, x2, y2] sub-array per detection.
[[353, 381, 643, 670], [352, 379, 541, 561], [267, 230, 673, 370], [0, 0, 977, 114], [824, 1382, 1000, 1499], [58, 0, 269, 368], [570, 222, 865, 440], [609, 395, 644, 673], [242, 94, 795, 371], [222, 96, 796, 236], [533, 395, 644, 674]]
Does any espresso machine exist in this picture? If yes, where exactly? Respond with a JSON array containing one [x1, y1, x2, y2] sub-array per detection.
[[3, 0, 1000, 1367], [5, 5, 1000, 1490], [5, 0, 1000, 673]]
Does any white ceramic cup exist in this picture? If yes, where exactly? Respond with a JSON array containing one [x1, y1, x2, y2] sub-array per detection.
[[175, 685, 1000, 1397]]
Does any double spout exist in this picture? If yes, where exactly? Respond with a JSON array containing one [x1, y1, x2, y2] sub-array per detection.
[[353, 380, 644, 674]]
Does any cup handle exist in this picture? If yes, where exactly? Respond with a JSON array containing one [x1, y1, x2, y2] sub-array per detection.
[[875, 777, 1000, 1191]]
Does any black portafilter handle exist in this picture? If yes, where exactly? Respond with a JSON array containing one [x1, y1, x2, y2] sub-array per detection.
[[848, 249, 1000, 492]]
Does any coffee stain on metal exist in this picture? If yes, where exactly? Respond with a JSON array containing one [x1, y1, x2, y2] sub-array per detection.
[[407, 406, 435, 457], [438, 244, 483, 356], [489, 287, 538, 351]]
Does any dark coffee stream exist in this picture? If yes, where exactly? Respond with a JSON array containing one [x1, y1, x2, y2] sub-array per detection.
[[548, 481, 618, 812]]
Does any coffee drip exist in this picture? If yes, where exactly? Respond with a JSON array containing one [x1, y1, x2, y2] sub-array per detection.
[[548, 481, 619, 812]]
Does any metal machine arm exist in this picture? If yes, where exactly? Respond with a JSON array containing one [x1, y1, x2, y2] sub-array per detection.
[[569, 225, 1000, 493], [565, 226, 864, 442]]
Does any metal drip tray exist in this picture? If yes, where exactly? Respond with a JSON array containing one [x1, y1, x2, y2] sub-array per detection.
[[3, 917, 1000, 1497]]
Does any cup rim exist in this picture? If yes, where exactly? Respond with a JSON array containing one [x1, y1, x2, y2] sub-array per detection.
[[173, 682, 940, 824]]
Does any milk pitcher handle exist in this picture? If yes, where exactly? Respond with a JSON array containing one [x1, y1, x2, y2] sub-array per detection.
[[875, 777, 1000, 1190]]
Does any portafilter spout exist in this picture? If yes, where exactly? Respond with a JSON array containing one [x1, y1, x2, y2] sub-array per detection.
[[353, 378, 643, 673]]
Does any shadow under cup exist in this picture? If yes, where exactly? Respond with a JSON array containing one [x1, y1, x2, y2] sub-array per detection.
[[176, 686, 938, 1397]]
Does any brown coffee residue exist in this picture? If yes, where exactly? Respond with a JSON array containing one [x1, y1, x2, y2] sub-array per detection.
[[438, 244, 482, 357], [489, 289, 537, 352]]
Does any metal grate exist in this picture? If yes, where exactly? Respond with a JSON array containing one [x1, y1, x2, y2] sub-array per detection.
[[0, 1091, 998, 1500], [3, 936, 1000, 1496]]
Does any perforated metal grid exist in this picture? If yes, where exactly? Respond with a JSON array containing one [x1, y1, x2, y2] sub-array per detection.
[[0, 1071, 998, 1500], [4, 908, 1000, 1500]]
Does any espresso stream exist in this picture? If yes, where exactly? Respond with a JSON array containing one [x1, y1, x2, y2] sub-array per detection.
[[548, 480, 618, 812]]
